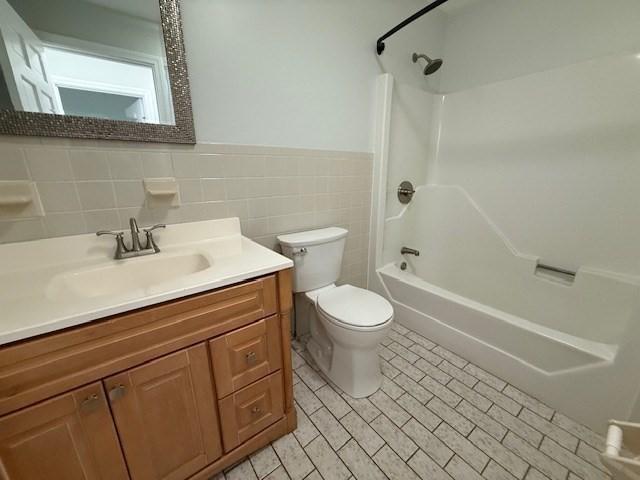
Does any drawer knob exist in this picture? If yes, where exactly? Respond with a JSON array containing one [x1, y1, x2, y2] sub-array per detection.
[[80, 393, 100, 412], [251, 406, 262, 415], [245, 351, 257, 365], [108, 384, 127, 402]]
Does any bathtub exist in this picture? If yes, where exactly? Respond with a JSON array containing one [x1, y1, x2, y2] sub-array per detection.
[[374, 186, 640, 431]]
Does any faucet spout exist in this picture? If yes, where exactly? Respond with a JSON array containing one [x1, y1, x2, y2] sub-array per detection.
[[129, 217, 142, 252]]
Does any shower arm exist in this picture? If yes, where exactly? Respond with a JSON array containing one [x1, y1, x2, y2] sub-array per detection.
[[376, 0, 450, 55]]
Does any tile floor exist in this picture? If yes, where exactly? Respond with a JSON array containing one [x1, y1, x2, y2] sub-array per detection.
[[213, 323, 610, 480]]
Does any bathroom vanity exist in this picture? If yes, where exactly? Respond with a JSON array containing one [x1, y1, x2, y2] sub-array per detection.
[[0, 218, 296, 480]]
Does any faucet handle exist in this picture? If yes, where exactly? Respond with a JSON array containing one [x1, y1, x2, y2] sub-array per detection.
[[143, 224, 166, 233], [97, 231, 129, 259], [143, 225, 165, 253]]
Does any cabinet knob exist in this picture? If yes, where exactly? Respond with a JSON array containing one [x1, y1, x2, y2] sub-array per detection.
[[245, 351, 257, 365], [80, 393, 100, 412], [251, 406, 262, 415], [108, 384, 127, 402]]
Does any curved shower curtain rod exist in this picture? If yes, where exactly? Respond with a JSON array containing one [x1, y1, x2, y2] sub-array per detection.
[[376, 0, 450, 55]]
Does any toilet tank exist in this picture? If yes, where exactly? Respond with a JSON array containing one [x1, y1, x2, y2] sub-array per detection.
[[277, 227, 348, 293]]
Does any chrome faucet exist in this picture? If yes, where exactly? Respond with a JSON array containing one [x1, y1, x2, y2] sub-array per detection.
[[97, 218, 166, 260], [401, 247, 420, 256]]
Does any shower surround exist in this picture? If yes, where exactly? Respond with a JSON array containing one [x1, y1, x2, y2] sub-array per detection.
[[370, 48, 640, 433]]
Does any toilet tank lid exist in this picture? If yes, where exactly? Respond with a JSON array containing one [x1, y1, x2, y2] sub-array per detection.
[[277, 227, 348, 247]]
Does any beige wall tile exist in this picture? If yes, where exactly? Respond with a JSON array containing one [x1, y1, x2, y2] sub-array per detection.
[[37, 182, 81, 213], [26, 148, 73, 181], [0, 146, 29, 180], [108, 151, 143, 180], [113, 181, 146, 208], [83, 209, 120, 232], [178, 179, 203, 203], [141, 152, 173, 177], [70, 150, 110, 180], [0, 139, 373, 287], [77, 182, 116, 210], [202, 178, 226, 201], [171, 152, 201, 178]]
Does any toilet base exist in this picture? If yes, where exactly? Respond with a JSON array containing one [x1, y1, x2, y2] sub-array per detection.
[[306, 337, 331, 374], [307, 336, 383, 398], [297, 289, 391, 399]]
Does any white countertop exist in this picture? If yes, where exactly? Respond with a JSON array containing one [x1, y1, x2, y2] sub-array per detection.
[[0, 218, 293, 346]]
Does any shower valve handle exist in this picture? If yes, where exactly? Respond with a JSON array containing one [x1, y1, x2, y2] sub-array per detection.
[[397, 181, 416, 204]]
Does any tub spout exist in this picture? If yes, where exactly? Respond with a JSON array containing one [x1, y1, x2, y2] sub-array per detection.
[[401, 247, 420, 256]]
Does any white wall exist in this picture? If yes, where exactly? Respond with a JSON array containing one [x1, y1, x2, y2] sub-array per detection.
[[385, 82, 438, 218], [425, 0, 640, 277], [439, 0, 640, 93], [181, 0, 446, 152], [7, 0, 448, 151], [434, 53, 640, 277]]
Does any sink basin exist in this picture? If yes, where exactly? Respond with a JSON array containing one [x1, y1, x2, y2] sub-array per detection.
[[46, 252, 212, 300]]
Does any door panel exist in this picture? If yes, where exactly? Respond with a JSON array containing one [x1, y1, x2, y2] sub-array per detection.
[[106, 343, 222, 480], [0, 382, 128, 480], [0, 0, 61, 113]]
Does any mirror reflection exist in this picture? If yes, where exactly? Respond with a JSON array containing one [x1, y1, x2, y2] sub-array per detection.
[[0, 0, 175, 125]]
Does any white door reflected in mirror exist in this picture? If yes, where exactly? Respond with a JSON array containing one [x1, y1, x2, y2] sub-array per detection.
[[0, 0, 175, 125]]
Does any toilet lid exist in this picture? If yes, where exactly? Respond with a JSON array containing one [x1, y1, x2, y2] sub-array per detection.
[[317, 285, 394, 328]]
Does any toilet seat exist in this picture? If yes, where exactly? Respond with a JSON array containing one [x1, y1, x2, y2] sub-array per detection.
[[317, 285, 393, 330]]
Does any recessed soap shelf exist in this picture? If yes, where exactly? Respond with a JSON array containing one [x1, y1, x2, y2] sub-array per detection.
[[144, 178, 180, 208], [0, 195, 32, 207], [144, 178, 179, 197], [0, 181, 43, 217]]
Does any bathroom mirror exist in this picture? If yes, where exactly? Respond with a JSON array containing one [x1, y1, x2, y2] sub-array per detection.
[[0, 0, 195, 143]]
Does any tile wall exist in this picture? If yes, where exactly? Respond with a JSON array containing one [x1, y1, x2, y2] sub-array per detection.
[[0, 137, 373, 287]]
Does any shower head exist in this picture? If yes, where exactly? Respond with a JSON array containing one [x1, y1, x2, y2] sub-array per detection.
[[412, 52, 443, 75]]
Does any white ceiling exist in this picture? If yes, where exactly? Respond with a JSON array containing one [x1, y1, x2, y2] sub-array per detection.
[[80, 0, 160, 23]]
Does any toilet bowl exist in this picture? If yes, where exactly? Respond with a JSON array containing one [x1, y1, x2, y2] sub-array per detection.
[[277, 227, 394, 398]]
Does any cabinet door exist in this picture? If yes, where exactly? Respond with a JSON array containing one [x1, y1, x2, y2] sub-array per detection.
[[0, 382, 128, 480], [105, 343, 222, 480]]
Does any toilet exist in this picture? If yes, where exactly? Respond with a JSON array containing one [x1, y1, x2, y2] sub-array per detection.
[[278, 227, 394, 398]]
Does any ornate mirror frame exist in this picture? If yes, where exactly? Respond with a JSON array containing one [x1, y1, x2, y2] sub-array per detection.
[[0, 0, 195, 144]]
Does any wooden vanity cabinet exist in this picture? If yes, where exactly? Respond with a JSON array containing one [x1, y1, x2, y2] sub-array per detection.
[[0, 269, 296, 480]]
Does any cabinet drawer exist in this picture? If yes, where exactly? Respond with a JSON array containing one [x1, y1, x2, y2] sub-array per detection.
[[210, 315, 282, 398], [218, 371, 284, 451], [0, 275, 277, 416]]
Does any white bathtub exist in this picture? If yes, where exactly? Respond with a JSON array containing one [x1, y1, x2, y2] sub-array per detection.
[[374, 186, 640, 431], [379, 264, 617, 374]]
